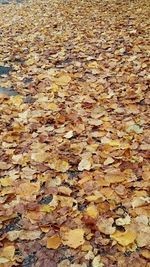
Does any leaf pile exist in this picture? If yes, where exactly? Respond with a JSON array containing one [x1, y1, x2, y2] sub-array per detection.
[[0, 0, 150, 266]]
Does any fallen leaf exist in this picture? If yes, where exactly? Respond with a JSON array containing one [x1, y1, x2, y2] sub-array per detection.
[[111, 230, 136, 246], [97, 217, 116, 235], [0, 245, 15, 263], [78, 156, 92, 171], [16, 181, 40, 200], [19, 230, 41, 240], [62, 229, 85, 248], [86, 205, 98, 219], [115, 215, 131, 226], [64, 130, 74, 139], [47, 235, 61, 249], [126, 124, 143, 134], [92, 255, 104, 267], [54, 74, 71, 86], [103, 157, 114, 165]]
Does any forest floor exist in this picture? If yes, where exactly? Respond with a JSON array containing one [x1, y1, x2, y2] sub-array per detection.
[[0, 0, 150, 266]]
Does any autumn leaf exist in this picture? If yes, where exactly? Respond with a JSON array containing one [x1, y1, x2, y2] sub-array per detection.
[[111, 230, 137, 246], [19, 230, 41, 240], [97, 217, 116, 235], [62, 229, 85, 248], [78, 156, 93, 171], [47, 235, 61, 249], [0, 245, 15, 263], [86, 205, 98, 219], [16, 181, 40, 200], [54, 73, 71, 86]]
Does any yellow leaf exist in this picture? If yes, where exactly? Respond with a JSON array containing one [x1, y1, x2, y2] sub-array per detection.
[[109, 140, 121, 147], [86, 205, 98, 218], [49, 159, 70, 172], [62, 229, 85, 248], [88, 61, 98, 69], [47, 235, 61, 249], [0, 257, 9, 263], [47, 102, 58, 111], [17, 181, 40, 200], [51, 83, 59, 92], [9, 95, 23, 106], [0, 177, 13, 186], [111, 230, 136, 246], [0, 245, 15, 261], [40, 205, 54, 213], [31, 151, 48, 163], [58, 196, 74, 208], [26, 58, 35, 65], [78, 156, 92, 171], [92, 255, 104, 267], [55, 74, 71, 86], [141, 249, 150, 259], [85, 192, 103, 202]]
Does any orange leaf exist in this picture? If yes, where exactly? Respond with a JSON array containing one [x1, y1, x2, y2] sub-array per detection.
[[47, 235, 61, 249]]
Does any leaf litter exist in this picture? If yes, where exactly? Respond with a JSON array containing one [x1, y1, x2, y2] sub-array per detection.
[[0, 0, 150, 266]]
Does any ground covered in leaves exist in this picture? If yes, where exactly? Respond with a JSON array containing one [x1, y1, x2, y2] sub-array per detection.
[[0, 0, 150, 266]]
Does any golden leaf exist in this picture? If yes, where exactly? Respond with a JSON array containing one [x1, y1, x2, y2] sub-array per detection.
[[40, 205, 54, 213], [86, 205, 98, 219], [0, 245, 15, 262], [88, 61, 98, 69], [9, 95, 23, 107], [111, 230, 136, 246], [49, 159, 70, 172], [46, 102, 58, 111], [17, 181, 40, 200], [0, 177, 13, 187], [62, 229, 85, 248], [55, 74, 71, 86], [31, 151, 48, 163], [141, 249, 150, 259], [47, 235, 61, 249]]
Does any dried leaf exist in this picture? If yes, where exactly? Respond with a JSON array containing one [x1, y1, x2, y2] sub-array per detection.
[[78, 156, 92, 171], [54, 74, 71, 86], [16, 181, 40, 200], [62, 229, 85, 248], [86, 205, 98, 219], [47, 235, 61, 249], [111, 230, 136, 246]]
